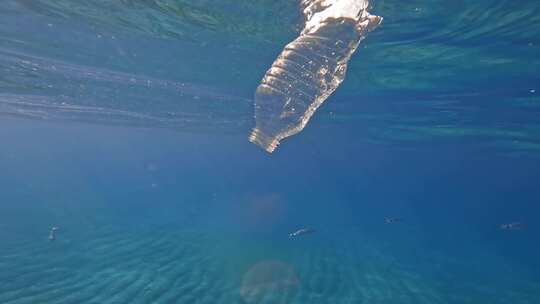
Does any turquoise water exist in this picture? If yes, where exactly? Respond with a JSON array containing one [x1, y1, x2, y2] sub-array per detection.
[[1, 0, 540, 303]]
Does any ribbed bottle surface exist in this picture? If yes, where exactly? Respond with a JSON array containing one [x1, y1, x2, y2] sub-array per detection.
[[250, 1, 382, 153]]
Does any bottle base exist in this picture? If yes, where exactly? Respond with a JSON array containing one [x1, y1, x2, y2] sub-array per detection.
[[249, 128, 280, 153]]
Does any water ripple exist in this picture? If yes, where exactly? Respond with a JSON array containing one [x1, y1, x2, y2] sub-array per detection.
[[1, 0, 539, 153]]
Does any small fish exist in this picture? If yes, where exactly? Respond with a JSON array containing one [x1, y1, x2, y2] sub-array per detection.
[[384, 217, 401, 224], [48, 227, 59, 241], [289, 228, 314, 238], [500, 222, 524, 230]]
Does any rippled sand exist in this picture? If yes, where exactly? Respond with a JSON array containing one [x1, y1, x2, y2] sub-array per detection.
[[1, 225, 537, 304]]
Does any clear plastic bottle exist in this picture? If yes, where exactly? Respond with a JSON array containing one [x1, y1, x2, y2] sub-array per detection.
[[249, 0, 382, 153]]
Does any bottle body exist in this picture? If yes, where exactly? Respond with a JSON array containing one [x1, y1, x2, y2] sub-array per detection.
[[250, 0, 382, 153]]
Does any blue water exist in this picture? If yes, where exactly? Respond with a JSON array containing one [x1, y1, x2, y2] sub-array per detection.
[[1, 0, 540, 303]]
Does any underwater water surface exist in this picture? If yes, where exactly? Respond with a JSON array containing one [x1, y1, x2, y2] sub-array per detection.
[[1, 0, 540, 303]]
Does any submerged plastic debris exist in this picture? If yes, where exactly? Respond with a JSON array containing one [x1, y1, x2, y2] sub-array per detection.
[[249, 0, 382, 153], [48, 226, 59, 241], [288, 227, 315, 238]]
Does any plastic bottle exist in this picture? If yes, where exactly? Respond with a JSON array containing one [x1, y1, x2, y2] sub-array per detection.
[[249, 0, 382, 153]]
